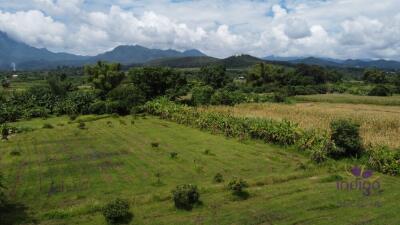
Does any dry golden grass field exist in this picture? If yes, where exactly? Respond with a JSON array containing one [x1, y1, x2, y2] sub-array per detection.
[[202, 102, 400, 149]]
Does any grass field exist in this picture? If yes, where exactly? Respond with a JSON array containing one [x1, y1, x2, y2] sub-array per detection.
[[202, 102, 400, 149], [1, 116, 400, 224], [293, 94, 400, 106]]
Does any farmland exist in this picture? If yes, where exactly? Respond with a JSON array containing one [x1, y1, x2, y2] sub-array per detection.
[[1, 54, 400, 225], [202, 101, 400, 149], [1, 115, 400, 224], [293, 94, 400, 106]]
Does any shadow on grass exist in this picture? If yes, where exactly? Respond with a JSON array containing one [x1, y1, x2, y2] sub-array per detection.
[[0, 202, 36, 225], [105, 212, 134, 225], [232, 191, 250, 201]]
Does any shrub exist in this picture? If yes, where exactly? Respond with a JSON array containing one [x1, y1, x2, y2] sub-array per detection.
[[191, 85, 214, 106], [271, 91, 288, 103], [9, 150, 21, 156], [130, 106, 142, 116], [42, 123, 54, 129], [366, 146, 400, 175], [154, 172, 162, 186], [69, 114, 78, 121], [1, 78, 10, 88], [228, 178, 249, 197], [151, 142, 159, 148], [1, 124, 9, 140], [213, 173, 224, 183], [210, 90, 246, 106], [102, 198, 132, 225], [330, 119, 363, 158], [296, 130, 332, 163], [172, 184, 200, 210], [89, 101, 107, 114], [310, 148, 328, 164], [368, 85, 393, 96], [170, 152, 178, 159], [24, 107, 50, 119]]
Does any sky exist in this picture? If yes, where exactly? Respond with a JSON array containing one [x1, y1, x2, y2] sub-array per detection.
[[0, 0, 400, 60]]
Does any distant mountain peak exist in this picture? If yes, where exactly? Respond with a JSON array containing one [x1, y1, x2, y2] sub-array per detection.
[[93, 45, 207, 64], [182, 49, 206, 57]]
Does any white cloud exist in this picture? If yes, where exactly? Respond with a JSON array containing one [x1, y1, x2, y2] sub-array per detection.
[[0, 10, 66, 49], [284, 18, 311, 39], [0, 0, 400, 60], [33, 0, 83, 15]]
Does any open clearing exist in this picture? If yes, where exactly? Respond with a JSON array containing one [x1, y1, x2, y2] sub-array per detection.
[[203, 102, 400, 149], [1, 116, 400, 224]]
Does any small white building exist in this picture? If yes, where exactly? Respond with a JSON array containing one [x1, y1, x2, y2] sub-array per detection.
[[12, 74, 18, 78]]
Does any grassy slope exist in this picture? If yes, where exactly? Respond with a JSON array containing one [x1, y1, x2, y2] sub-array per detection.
[[0, 116, 399, 224]]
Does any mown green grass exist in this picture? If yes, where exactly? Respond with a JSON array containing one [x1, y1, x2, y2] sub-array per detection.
[[293, 94, 400, 106], [1, 116, 400, 224]]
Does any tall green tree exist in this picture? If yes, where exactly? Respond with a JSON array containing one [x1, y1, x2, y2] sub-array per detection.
[[247, 63, 284, 86], [85, 61, 125, 94], [363, 69, 387, 83], [199, 65, 229, 89], [292, 64, 328, 85], [129, 67, 187, 100], [47, 73, 72, 96]]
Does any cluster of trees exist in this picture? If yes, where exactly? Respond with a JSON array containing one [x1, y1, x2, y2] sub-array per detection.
[[246, 63, 342, 95], [362, 69, 400, 96], [0, 62, 192, 123]]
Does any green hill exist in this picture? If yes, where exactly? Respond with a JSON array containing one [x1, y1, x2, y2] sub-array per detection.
[[145, 56, 219, 68]]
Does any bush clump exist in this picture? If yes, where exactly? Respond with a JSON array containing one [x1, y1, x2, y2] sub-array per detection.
[[330, 119, 363, 158], [191, 85, 214, 106], [213, 173, 224, 183], [169, 152, 178, 159], [297, 130, 332, 163], [151, 142, 159, 148], [368, 85, 393, 96], [366, 146, 400, 175], [172, 184, 200, 210], [9, 150, 21, 156], [1, 124, 9, 140], [271, 91, 288, 103], [102, 198, 133, 225], [228, 178, 249, 198]]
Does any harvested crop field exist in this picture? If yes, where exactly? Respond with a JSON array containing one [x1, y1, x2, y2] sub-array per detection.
[[202, 102, 400, 149]]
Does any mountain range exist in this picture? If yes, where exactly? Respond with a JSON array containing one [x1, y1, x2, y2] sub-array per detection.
[[1, 30, 400, 70], [0, 31, 205, 70], [264, 56, 400, 70]]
